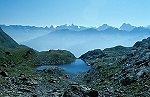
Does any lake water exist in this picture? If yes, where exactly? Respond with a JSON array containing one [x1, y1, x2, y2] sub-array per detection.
[[36, 59, 91, 74]]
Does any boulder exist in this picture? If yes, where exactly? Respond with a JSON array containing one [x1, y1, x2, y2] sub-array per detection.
[[136, 68, 149, 78], [48, 78, 57, 83], [62, 84, 98, 97], [0, 71, 8, 77], [5, 51, 12, 55], [18, 88, 32, 93], [26, 79, 38, 86], [120, 76, 136, 86], [1, 64, 7, 67]]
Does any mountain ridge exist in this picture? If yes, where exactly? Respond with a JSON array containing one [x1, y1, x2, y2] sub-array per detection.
[[119, 23, 135, 31], [0, 27, 19, 48], [1, 23, 150, 32]]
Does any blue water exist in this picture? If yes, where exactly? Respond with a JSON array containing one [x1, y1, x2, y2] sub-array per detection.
[[36, 59, 91, 73]]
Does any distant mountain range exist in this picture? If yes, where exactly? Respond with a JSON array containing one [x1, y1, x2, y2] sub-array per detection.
[[0, 25, 53, 43], [1, 23, 150, 34], [20, 23, 150, 57], [1, 23, 150, 57]]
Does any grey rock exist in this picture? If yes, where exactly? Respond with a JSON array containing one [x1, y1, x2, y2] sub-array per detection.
[[62, 84, 98, 97], [137, 68, 149, 78], [48, 78, 57, 83], [1, 64, 7, 67], [26, 79, 38, 86], [18, 88, 32, 93], [120, 76, 136, 86]]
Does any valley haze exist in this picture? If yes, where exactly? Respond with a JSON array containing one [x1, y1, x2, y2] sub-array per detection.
[[1, 24, 150, 57]]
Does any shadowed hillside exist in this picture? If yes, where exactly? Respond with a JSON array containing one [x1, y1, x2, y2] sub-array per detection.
[[0, 27, 19, 48]]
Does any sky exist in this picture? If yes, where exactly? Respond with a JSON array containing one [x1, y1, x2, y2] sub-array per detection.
[[0, 0, 150, 27]]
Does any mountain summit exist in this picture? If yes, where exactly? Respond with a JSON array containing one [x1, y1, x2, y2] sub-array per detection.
[[97, 24, 113, 31], [120, 23, 135, 31]]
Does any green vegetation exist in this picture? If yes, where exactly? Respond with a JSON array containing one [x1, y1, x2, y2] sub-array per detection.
[[103, 45, 132, 57], [37, 50, 76, 65], [0, 46, 38, 65], [0, 46, 76, 66]]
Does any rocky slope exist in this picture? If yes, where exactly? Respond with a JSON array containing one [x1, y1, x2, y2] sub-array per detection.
[[80, 37, 150, 96], [80, 46, 132, 66]]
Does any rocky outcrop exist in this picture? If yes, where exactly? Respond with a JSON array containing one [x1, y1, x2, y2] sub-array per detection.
[[79, 37, 150, 96], [80, 46, 132, 66], [79, 49, 105, 65], [80, 49, 105, 60]]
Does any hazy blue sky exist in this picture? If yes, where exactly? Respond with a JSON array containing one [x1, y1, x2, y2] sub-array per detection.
[[0, 0, 150, 27]]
